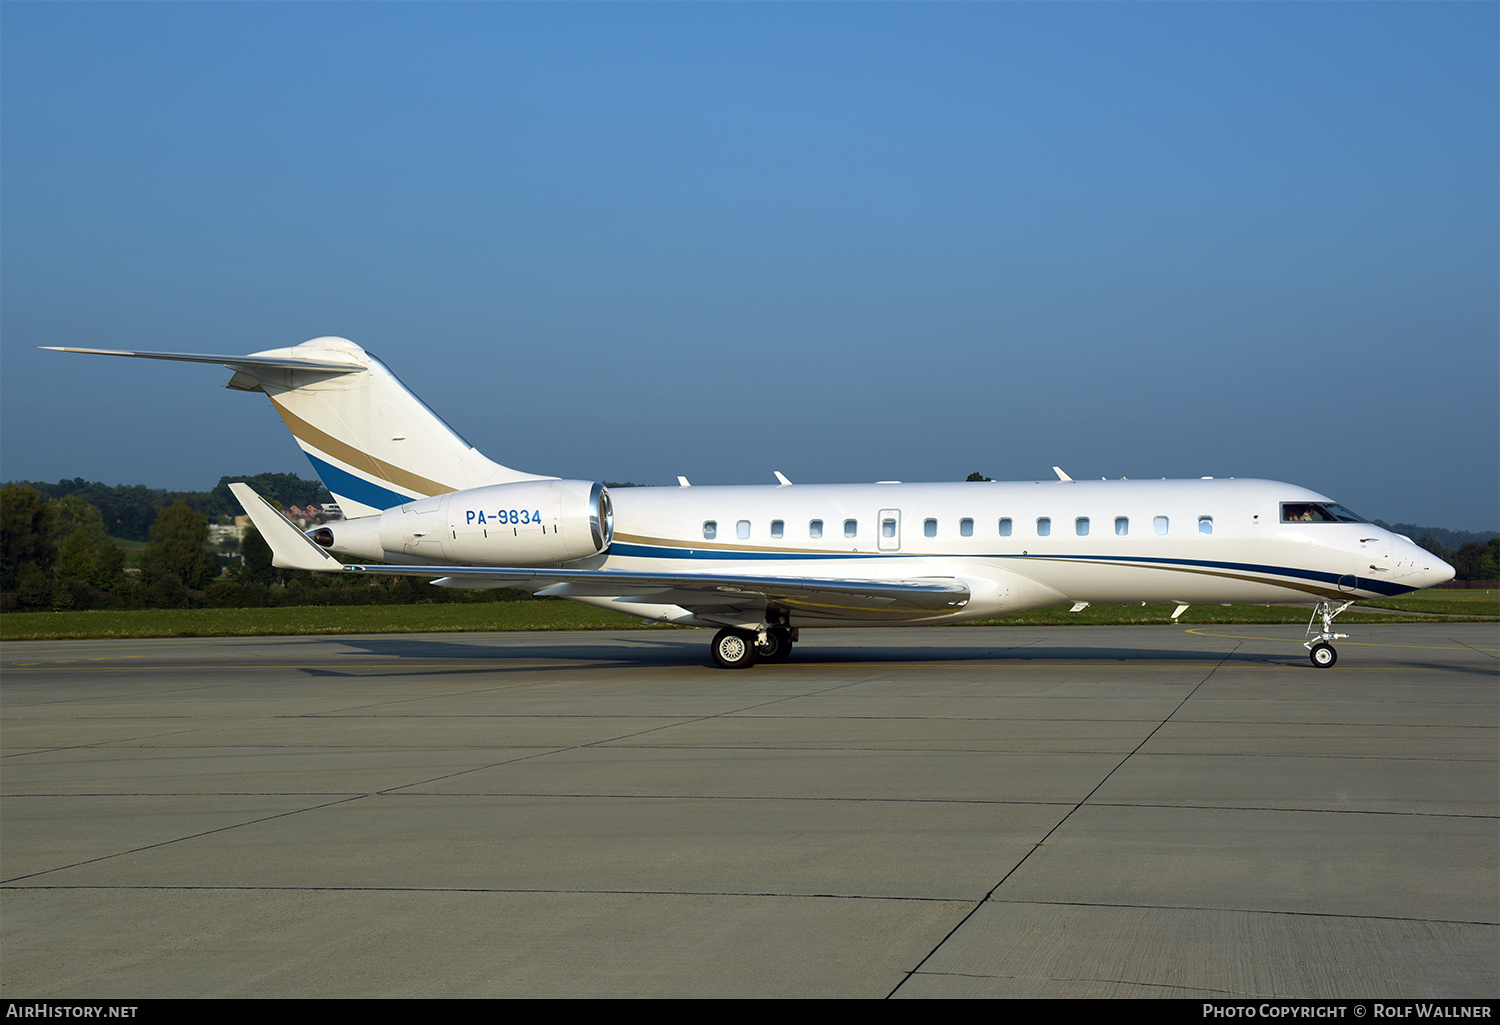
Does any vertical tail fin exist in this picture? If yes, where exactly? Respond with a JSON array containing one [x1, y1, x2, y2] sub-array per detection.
[[45, 337, 552, 516]]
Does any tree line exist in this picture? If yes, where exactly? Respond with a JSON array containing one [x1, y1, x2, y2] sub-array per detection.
[[1409, 534, 1499, 583], [3, 475, 1496, 613], [11, 473, 333, 542], [1, 479, 528, 613]]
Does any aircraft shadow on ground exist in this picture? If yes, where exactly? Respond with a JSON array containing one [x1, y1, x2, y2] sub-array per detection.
[[262, 633, 1402, 673]]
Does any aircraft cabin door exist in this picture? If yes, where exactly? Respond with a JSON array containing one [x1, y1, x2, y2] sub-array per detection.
[[878, 509, 902, 552]]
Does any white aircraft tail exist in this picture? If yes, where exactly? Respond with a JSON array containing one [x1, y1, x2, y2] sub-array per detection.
[[44, 336, 552, 516]]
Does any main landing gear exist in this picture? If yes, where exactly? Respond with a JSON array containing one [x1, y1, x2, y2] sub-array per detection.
[[1304, 599, 1353, 668], [755, 626, 794, 664], [710, 626, 796, 669], [711, 629, 755, 669]]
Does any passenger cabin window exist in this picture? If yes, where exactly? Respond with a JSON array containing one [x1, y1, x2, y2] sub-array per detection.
[[1198, 516, 1213, 535], [737, 520, 751, 540], [1154, 516, 1169, 536], [771, 520, 784, 539], [1075, 517, 1090, 536], [809, 519, 823, 539], [960, 518, 974, 537], [882, 518, 897, 538], [843, 519, 858, 538], [1037, 517, 1052, 537], [924, 518, 937, 538], [703, 521, 717, 540], [998, 518, 1013, 537], [1114, 516, 1129, 536], [1281, 502, 1367, 523]]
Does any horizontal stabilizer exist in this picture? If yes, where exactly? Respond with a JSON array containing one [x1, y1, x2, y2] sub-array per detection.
[[45, 337, 549, 517], [228, 483, 343, 572], [41, 346, 365, 374]]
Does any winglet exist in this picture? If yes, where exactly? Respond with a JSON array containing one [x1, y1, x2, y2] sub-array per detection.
[[228, 483, 343, 572], [773, 471, 792, 486], [1053, 466, 1074, 483]]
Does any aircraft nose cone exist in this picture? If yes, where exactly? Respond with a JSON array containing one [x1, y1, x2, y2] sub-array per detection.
[[1406, 539, 1455, 589], [1429, 555, 1456, 588]]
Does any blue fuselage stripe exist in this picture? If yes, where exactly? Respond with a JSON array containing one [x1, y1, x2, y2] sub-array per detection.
[[1021, 552, 1414, 596], [608, 542, 863, 561], [606, 542, 1417, 596]]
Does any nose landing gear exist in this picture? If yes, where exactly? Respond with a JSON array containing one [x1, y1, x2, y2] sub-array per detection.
[[1304, 599, 1353, 668]]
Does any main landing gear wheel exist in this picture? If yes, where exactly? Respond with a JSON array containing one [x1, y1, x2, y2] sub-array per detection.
[[755, 627, 793, 664], [711, 629, 757, 669], [1309, 643, 1337, 668]]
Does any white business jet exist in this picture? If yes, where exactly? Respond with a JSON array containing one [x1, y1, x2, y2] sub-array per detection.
[[46, 337, 1454, 668]]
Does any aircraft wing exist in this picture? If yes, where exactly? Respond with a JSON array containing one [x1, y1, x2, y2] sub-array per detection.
[[229, 483, 968, 621], [396, 567, 966, 619]]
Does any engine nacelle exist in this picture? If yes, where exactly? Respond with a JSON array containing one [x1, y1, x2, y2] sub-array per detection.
[[310, 480, 613, 566]]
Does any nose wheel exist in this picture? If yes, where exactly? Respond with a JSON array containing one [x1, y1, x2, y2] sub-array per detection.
[[1304, 600, 1352, 668]]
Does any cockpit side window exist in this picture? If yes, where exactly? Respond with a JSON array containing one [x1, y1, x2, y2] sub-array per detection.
[[1281, 502, 1368, 524], [1323, 503, 1368, 523]]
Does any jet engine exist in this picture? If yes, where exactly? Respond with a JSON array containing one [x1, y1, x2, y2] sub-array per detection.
[[309, 480, 613, 565]]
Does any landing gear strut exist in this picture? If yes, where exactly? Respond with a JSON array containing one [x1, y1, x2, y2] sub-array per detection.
[[1304, 599, 1353, 668], [755, 626, 794, 664]]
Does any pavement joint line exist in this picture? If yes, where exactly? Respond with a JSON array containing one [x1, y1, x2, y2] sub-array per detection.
[[0, 793, 369, 886], [977, 897, 1500, 927], [367, 662, 982, 795], [6, 792, 1489, 819], [0, 882, 974, 903], [886, 641, 1249, 997], [904, 969, 1237, 995], [1449, 635, 1500, 662], [1, 885, 1491, 929]]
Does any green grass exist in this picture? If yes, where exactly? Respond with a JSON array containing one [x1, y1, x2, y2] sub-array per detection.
[[961, 602, 1477, 627], [2, 593, 1491, 642], [1353, 588, 1499, 617], [108, 536, 148, 568], [0, 602, 668, 641]]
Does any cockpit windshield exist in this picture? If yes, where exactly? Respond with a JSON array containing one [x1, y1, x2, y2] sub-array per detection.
[[1280, 502, 1368, 524]]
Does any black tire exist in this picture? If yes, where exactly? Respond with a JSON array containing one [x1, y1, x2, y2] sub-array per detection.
[[1309, 642, 1337, 668], [711, 628, 757, 669], [756, 628, 793, 664]]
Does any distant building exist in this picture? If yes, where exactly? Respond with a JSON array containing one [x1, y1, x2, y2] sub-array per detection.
[[284, 503, 342, 523], [208, 523, 246, 545]]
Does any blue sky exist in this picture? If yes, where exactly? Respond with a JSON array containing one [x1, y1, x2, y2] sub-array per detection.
[[3, 2, 1496, 530]]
